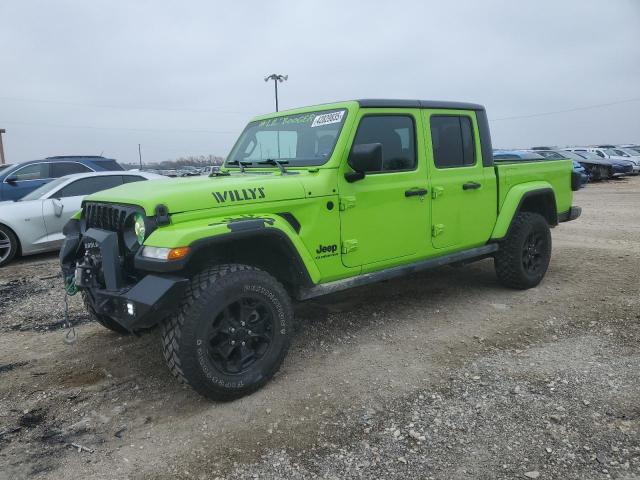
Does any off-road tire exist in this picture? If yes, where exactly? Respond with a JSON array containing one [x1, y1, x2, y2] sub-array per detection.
[[0, 224, 19, 268], [160, 264, 293, 401], [494, 212, 552, 289], [82, 291, 130, 334]]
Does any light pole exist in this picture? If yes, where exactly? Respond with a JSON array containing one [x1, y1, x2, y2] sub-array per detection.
[[264, 74, 288, 112]]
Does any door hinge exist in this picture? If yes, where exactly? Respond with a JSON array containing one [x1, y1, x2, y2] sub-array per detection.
[[431, 186, 444, 199], [339, 196, 356, 211], [341, 239, 358, 254], [432, 224, 445, 237]]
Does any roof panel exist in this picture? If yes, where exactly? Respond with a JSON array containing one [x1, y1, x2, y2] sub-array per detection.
[[357, 99, 485, 111]]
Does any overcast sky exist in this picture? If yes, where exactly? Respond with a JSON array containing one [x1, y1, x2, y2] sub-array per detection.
[[1, 0, 639, 164]]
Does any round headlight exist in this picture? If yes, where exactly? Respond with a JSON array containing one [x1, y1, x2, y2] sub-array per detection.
[[134, 213, 146, 244]]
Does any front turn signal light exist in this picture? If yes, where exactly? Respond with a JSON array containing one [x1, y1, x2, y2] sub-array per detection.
[[167, 247, 190, 260]]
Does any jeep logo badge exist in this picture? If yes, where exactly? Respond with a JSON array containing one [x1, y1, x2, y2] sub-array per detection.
[[315, 243, 338, 259]]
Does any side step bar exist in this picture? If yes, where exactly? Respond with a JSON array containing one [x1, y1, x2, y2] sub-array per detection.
[[298, 244, 499, 300]]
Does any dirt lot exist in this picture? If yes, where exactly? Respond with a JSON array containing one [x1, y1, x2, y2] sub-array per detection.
[[1, 179, 639, 480]]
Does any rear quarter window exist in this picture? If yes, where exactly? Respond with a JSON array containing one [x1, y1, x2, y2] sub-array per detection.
[[51, 162, 92, 177]]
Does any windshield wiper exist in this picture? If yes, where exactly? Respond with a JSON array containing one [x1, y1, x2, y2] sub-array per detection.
[[225, 160, 253, 173], [258, 158, 289, 174]]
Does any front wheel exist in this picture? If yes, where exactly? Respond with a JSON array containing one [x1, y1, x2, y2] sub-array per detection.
[[160, 264, 293, 401], [0, 224, 19, 267], [494, 212, 552, 289]]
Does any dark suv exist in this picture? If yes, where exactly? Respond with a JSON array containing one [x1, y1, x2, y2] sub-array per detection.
[[0, 156, 123, 201]]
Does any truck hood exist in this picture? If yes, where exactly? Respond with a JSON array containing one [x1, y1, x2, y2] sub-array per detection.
[[85, 173, 308, 214]]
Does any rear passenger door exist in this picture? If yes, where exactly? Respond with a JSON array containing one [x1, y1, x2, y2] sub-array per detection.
[[424, 111, 496, 250]]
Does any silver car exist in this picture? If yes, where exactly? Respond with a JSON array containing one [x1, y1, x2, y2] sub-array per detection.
[[0, 170, 164, 266]]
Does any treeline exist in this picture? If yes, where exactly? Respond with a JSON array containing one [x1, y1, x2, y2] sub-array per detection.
[[122, 154, 225, 170]]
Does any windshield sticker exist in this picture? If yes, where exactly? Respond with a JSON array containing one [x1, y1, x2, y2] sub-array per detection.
[[311, 110, 345, 128]]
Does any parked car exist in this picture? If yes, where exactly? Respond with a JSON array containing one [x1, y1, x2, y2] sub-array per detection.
[[614, 147, 640, 160], [0, 170, 164, 267], [536, 149, 614, 181], [0, 156, 124, 202], [617, 144, 640, 155], [177, 166, 201, 177], [201, 165, 221, 176], [585, 147, 640, 174], [572, 161, 589, 187], [564, 148, 634, 177]]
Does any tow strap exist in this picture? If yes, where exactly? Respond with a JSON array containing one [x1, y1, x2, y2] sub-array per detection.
[[63, 274, 78, 345]]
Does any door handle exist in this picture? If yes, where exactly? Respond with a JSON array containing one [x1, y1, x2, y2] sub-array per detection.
[[462, 182, 481, 190], [405, 188, 428, 197]]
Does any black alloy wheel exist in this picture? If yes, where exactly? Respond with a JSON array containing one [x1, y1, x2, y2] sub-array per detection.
[[207, 296, 275, 375]]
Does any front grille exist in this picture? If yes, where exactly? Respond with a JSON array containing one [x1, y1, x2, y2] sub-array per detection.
[[84, 202, 129, 232]]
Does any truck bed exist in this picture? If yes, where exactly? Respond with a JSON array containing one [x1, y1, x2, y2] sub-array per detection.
[[494, 159, 573, 215]]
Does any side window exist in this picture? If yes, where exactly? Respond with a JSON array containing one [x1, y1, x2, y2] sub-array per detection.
[[351, 115, 416, 172], [55, 176, 123, 198], [430, 116, 476, 168], [122, 175, 146, 184], [50, 162, 92, 178], [10, 163, 50, 181]]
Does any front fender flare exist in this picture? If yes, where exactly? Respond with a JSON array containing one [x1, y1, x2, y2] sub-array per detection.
[[135, 214, 321, 284]]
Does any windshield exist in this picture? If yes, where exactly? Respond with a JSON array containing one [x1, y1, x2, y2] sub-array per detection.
[[574, 151, 603, 161], [0, 164, 12, 172], [536, 150, 564, 159], [555, 151, 582, 162], [19, 178, 66, 201], [604, 149, 624, 157], [618, 148, 639, 157], [226, 109, 348, 167]]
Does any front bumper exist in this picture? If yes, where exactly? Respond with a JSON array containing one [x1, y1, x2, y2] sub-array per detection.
[[61, 225, 187, 331], [80, 273, 187, 331], [612, 164, 632, 176]]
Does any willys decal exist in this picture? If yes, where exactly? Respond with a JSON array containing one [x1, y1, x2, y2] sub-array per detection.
[[212, 187, 265, 203]]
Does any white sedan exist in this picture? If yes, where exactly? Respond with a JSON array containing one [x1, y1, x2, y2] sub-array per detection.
[[0, 170, 164, 266]]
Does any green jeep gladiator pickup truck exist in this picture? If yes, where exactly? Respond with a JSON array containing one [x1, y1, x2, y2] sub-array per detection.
[[60, 99, 582, 400]]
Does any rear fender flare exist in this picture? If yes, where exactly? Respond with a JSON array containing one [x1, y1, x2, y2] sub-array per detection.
[[491, 182, 556, 240]]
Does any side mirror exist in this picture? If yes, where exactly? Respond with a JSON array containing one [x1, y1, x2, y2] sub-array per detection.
[[52, 198, 64, 217], [5, 176, 18, 184], [345, 143, 383, 183]]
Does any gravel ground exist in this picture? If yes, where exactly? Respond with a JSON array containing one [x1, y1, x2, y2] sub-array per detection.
[[0, 178, 638, 480]]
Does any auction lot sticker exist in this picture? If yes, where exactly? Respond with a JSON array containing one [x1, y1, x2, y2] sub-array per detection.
[[311, 110, 346, 128]]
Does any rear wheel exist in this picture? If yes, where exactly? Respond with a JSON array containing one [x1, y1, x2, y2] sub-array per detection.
[[494, 212, 552, 289], [160, 264, 293, 401], [0, 224, 19, 268]]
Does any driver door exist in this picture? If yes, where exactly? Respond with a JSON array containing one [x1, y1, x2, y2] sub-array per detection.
[[338, 110, 430, 270]]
